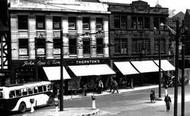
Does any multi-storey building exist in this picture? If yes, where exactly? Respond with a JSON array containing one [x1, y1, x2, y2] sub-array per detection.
[[108, 1, 174, 87], [8, 0, 115, 93]]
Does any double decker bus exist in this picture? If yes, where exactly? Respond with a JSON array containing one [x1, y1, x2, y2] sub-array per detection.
[[0, 81, 53, 113]]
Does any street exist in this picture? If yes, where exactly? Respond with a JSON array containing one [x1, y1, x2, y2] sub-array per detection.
[[9, 85, 190, 116]]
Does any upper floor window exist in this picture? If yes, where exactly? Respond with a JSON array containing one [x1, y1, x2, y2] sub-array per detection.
[[83, 17, 90, 30], [53, 16, 61, 30], [96, 38, 104, 54], [114, 15, 127, 29], [18, 15, 28, 29], [36, 16, 45, 30], [96, 18, 103, 30], [132, 38, 150, 55], [153, 17, 159, 29], [69, 38, 77, 54], [114, 38, 128, 54], [138, 17, 143, 29], [35, 38, 46, 57], [18, 39, 28, 56], [144, 17, 150, 29], [131, 17, 137, 29], [83, 38, 90, 54], [68, 17, 76, 30], [154, 38, 166, 54]]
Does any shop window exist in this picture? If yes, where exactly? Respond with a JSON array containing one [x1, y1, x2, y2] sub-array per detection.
[[68, 17, 76, 30], [83, 38, 90, 54], [36, 16, 45, 29], [53, 16, 61, 30], [114, 38, 128, 54], [22, 89, 27, 96], [18, 15, 28, 29], [69, 38, 77, 54], [96, 18, 103, 30], [19, 39, 28, 56], [96, 38, 104, 54], [132, 38, 150, 55], [28, 88, 33, 95], [83, 17, 90, 30]]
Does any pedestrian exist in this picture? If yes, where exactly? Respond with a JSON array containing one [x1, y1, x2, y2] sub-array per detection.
[[109, 78, 114, 93], [150, 89, 155, 103], [112, 79, 119, 94], [98, 79, 104, 94], [82, 83, 87, 96], [164, 94, 172, 112]]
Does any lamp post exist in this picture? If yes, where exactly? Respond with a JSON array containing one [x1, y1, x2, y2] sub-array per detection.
[[154, 26, 162, 98]]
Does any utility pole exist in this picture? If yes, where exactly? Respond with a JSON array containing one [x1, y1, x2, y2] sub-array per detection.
[[181, 42, 185, 116], [174, 19, 180, 116], [158, 30, 161, 98], [59, 29, 64, 111]]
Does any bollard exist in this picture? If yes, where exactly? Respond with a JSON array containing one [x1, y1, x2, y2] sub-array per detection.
[[30, 98, 35, 113], [91, 95, 96, 109], [54, 98, 59, 112]]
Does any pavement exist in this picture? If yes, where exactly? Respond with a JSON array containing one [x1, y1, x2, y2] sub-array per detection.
[[20, 85, 160, 116]]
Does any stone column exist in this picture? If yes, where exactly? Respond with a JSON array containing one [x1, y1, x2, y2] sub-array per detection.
[[11, 14, 19, 60], [103, 17, 109, 57], [46, 15, 53, 59], [28, 15, 36, 60], [62, 16, 69, 58], [90, 16, 96, 57], [77, 16, 83, 58]]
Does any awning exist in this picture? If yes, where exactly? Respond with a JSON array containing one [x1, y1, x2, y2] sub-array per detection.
[[43, 66, 71, 81], [131, 60, 159, 73], [154, 60, 175, 71], [68, 64, 115, 76], [114, 62, 139, 75]]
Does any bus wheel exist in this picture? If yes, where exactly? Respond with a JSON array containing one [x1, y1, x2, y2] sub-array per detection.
[[19, 102, 26, 113]]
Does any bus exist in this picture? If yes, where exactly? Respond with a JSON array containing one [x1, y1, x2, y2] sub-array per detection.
[[0, 81, 53, 113]]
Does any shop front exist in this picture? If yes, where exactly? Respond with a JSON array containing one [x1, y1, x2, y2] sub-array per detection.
[[113, 59, 175, 88], [66, 58, 116, 94]]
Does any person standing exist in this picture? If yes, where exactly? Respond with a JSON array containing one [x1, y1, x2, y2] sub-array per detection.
[[150, 89, 155, 103], [98, 79, 104, 94], [112, 79, 119, 94], [164, 94, 172, 112]]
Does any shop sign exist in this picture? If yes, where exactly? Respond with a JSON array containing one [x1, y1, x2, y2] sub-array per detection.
[[21, 60, 61, 66], [76, 59, 100, 64]]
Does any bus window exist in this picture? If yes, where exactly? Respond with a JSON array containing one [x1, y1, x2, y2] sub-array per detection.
[[0, 92, 3, 98], [48, 85, 52, 91], [9, 91, 16, 98], [16, 90, 21, 97], [38, 86, 43, 92], [22, 89, 27, 96], [34, 87, 38, 93], [28, 88, 33, 95], [43, 86, 47, 92]]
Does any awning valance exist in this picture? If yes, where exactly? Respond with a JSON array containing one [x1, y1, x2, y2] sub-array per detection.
[[154, 60, 175, 71], [114, 62, 139, 75], [68, 64, 115, 76], [131, 60, 159, 73], [43, 66, 71, 81]]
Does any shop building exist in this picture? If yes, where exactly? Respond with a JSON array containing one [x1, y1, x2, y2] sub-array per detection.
[[107, 1, 175, 87], [8, 0, 115, 93]]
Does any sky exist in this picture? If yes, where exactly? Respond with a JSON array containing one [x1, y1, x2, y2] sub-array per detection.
[[105, 0, 190, 14]]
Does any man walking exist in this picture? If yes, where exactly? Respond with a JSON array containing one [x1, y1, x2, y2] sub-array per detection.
[[164, 94, 172, 112]]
